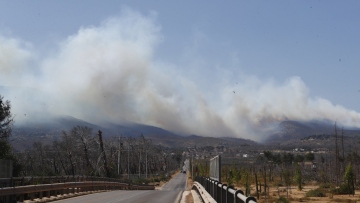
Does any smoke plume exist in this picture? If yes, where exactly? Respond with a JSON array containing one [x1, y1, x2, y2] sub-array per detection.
[[1, 9, 360, 141]]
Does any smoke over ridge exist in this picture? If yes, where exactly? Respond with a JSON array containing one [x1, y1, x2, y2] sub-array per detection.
[[1, 9, 360, 141]]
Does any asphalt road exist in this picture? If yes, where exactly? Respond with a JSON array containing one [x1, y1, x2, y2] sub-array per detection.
[[53, 172, 187, 203]]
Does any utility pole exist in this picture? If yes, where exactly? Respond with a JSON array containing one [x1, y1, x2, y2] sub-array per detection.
[[139, 146, 141, 178], [118, 135, 122, 176], [128, 144, 130, 180], [145, 149, 148, 179], [191, 153, 193, 179]]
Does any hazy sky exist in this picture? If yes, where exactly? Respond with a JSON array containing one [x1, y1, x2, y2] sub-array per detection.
[[0, 1, 359, 141]]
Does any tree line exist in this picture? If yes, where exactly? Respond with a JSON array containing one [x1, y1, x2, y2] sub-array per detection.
[[0, 95, 182, 179], [16, 126, 182, 178]]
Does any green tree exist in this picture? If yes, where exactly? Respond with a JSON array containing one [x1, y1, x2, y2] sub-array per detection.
[[305, 152, 315, 162], [294, 154, 305, 163], [0, 96, 14, 140], [263, 151, 273, 161], [227, 168, 234, 187], [272, 154, 282, 164], [0, 95, 21, 176], [232, 164, 240, 185], [344, 163, 355, 195], [282, 168, 292, 198], [282, 153, 294, 165], [0, 139, 12, 159], [294, 163, 303, 190], [241, 169, 250, 196]]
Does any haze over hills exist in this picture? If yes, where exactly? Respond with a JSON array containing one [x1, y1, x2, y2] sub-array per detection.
[[11, 115, 259, 150], [266, 120, 360, 143], [10, 114, 360, 150]]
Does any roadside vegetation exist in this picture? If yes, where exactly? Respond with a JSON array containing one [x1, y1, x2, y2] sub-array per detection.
[[0, 95, 182, 184], [3, 94, 360, 202]]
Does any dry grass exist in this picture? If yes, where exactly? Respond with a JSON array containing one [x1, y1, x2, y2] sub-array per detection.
[[243, 184, 360, 203], [185, 192, 194, 203], [184, 171, 196, 203], [187, 172, 194, 190]]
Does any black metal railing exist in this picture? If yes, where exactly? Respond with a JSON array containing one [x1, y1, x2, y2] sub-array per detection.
[[195, 176, 257, 203]]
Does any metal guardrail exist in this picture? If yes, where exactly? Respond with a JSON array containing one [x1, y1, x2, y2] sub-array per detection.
[[0, 175, 121, 188], [192, 181, 216, 203], [195, 176, 257, 203], [0, 176, 155, 202]]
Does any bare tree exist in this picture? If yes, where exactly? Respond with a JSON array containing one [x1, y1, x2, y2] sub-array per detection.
[[71, 126, 95, 175], [59, 130, 77, 176], [98, 130, 110, 177]]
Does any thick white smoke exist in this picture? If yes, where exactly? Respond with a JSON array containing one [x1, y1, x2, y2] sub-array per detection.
[[1, 9, 360, 141]]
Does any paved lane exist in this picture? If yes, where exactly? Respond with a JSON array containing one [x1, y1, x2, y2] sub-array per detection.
[[54, 172, 187, 203]]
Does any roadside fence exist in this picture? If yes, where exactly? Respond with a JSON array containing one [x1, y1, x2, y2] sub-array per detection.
[[0, 175, 154, 203], [195, 176, 257, 203]]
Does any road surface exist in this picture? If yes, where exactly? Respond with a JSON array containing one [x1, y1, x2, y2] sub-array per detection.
[[53, 172, 187, 203]]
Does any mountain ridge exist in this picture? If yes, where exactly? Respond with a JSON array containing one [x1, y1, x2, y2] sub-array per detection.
[[11, 115, 360, 150]]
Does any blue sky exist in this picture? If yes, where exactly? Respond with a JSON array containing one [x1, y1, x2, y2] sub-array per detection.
[[0, 1, 359, 140]]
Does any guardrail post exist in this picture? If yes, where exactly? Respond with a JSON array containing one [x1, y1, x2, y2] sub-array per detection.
[[245, 196, 257, 203], [212, 180, 216, 197], [72, 182, 75, 194], [221, 184, 227, 203], [92, 176, 95, 191], [234, 190, 245, 203], [21, 176, 24, 186], [30, 190, 35, 201], [19, 193, 24, 202], [10, 176, 13, 187], [205, 178, 208, 192], [76, 182, 79, 193], [46, 189, 50, 198], [66, 176, 69, 195], [226, 186, 234, 203], [215, 181, 219, 199], [39, 189, 43, 199], [62, 183, 66, 195], [212, 180, 217, 201], [8, 177, 14, 203]]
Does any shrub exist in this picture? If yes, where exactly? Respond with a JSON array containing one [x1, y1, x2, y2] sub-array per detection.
[[277, 182, 284, 187], [319, 183, 332, 189], [276, 196, 290, 203], [332, 184, 354, 195], [306, 189, 326, 197], [133, 178, 150, 185]]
